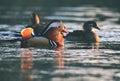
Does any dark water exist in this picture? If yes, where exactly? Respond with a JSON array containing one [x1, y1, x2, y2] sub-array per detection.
[[0, 0, 120, 81]]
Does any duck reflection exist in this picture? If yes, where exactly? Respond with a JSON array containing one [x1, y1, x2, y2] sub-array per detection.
[[53, 51, 65, 81], [20, 48, 65, 81], [20, 48, 33, 81], [56, 51, 64, 68]]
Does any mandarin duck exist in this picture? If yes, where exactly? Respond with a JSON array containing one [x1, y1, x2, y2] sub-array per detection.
[[21, 20, 67, 50]]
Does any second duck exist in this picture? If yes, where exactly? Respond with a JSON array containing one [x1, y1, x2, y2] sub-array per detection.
[[66, 21, 100, 49]]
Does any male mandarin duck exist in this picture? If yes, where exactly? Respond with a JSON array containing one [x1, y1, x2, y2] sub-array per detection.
[[21, 19, 67, 50], [66, 21, 100, 49]]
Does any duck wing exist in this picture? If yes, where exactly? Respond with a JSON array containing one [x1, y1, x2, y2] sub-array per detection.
[[65, 30, 85, 41]]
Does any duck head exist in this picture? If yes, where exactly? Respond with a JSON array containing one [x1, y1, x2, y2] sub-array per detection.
[[42, 20, 67, 48], [83, 21, 100, 31]]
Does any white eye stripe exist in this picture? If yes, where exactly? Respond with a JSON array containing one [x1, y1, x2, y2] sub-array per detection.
[[43, 22, 61, 34], [49, 22, 61, 28]]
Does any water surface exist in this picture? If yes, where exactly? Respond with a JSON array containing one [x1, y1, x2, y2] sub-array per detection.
[[0, 0, 120, 81]]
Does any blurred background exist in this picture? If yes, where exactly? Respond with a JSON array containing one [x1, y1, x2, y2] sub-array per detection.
[[0, 0, 120, 81], [0, 0, 120, 24]]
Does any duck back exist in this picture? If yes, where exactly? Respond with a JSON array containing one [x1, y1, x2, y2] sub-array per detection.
[[66, 30, 85, 41]]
